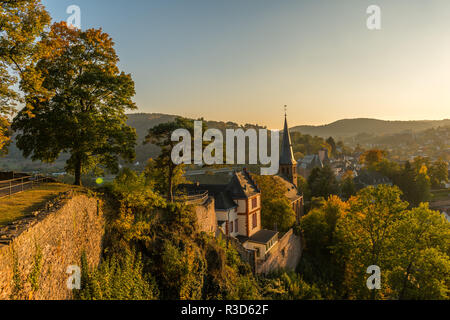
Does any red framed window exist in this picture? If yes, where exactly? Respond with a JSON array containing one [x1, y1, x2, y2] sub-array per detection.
[[235, 219, 239, 232], [230, 221, 233, 234], [252, 197, 257, 209], [252, 213, 257, 229]]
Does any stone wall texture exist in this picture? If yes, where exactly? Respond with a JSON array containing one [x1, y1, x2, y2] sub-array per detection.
[[195, 197, 217, 234], [256, 229, 302, 274], [0, 193, 104, 300]]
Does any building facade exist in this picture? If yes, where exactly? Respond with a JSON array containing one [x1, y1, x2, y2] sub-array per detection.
[[181, 170, 278, 261]]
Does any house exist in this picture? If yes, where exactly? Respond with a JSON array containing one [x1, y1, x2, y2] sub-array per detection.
[[179, 112, 304, 271], [354, 170, 392, 189], [181, 169, 278, 261], [297, 154, 323, 179], [318, 148, 330, 166]]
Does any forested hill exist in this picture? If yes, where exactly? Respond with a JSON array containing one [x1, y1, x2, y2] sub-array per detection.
[[2, 113, 449, 172], [1, 113, 266, 172], [128, 113, 266, 165], [291, 118, 450, 139]]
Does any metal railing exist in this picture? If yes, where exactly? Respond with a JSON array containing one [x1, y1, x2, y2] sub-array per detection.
[[172, 191, 209, 205], [0, 175, 51, 199]]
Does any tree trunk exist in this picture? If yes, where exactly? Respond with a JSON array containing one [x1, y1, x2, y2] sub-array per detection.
[[167, 165, 174, 202], [74, 157, 82, 186], [399, 262, 413, 300]]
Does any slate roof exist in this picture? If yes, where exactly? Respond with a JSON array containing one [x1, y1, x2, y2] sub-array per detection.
[[280, 115, 297, 165], [239, 229, 279, 245], [180, 170, 260, 210], [228, 171, 259, 198], [354, 170, 392, 188], [272, 175, 303, 203], [180, 183, 236, 210], [297, 154, 323, 170]]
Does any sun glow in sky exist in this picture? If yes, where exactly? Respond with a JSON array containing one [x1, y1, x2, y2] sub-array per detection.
[[43, 0, 450, 128]]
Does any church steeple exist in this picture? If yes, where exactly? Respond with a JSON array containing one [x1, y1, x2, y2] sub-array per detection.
[[279, 106, 298, 187]]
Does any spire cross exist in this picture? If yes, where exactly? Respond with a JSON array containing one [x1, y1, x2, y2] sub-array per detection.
[[284, 105, 287, 117]]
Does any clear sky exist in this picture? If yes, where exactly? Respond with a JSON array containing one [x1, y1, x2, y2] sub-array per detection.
[[42, 0, 450, 128]]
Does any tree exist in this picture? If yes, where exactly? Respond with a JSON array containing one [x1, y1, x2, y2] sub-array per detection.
[[413, 165, 431, 206], [360, 149, 386, 169], [144, 158, 187, 197], [412, 156, 431, 174], [340, 170, 356, 200], [333, 185, 409, 299], [394, 161, 416, 204], [263, 198, 296, 232], [307, 166, 339, 199], [298, 184, 450, 300], [12, 23, 137, 185], [429, 159, 448, 188], [144, 117, 198, 201], [298, 196, 348, 297], [260, 272, 322, 300], [0, 0, 50, 154], [387, 204, 450, 300], [76, 250, 159, 300], [252, 175, 296, 232], [297, 175, 310, 200], [326, 137, 337, 156]]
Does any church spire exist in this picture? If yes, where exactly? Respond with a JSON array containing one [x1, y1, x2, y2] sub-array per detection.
[[279, 106, 298, 187], [280, 106, 296, 166]]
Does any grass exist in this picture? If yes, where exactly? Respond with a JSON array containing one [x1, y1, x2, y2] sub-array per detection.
[[0, 183, 77, 226]]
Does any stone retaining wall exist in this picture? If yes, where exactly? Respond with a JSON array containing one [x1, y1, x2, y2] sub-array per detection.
[[0, 192, 104, 300], [256, 229, 302, 274]]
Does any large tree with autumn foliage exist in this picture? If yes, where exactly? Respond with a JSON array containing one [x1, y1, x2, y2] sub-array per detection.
[[12, 23, 137, 185], [299, 185, 450, 300], [0, 0, 50, 154]]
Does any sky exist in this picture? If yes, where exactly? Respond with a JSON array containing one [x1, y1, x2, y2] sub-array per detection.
[[42, 0, 450, 129]]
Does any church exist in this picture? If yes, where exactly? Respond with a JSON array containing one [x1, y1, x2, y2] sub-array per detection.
[[277, 111, 304, 222], [181, 112, 304, 263]]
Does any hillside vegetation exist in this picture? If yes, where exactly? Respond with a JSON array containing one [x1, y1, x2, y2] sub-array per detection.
[[291, 118, 450, 139]]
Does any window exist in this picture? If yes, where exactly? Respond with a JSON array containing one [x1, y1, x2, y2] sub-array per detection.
[[252, 197, 257, 209], [235, 219, 239, 233], [252, 213, 257, 229], [230, 221, 233, 234]]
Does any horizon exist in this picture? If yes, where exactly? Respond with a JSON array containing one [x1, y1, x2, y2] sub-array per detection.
[[127, 111, 450, 129], [42, 0, 450, 127]]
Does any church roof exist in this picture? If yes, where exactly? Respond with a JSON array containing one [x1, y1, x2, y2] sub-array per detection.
[[279, 115, 297, 165], [272, 175, 303, 203]]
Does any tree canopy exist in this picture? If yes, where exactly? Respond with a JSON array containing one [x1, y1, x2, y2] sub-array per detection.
[[12, 23, 137, 185], [298, 185, 450, 300], [0, 0, 50, 154], [253, 175, 297, 232]]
